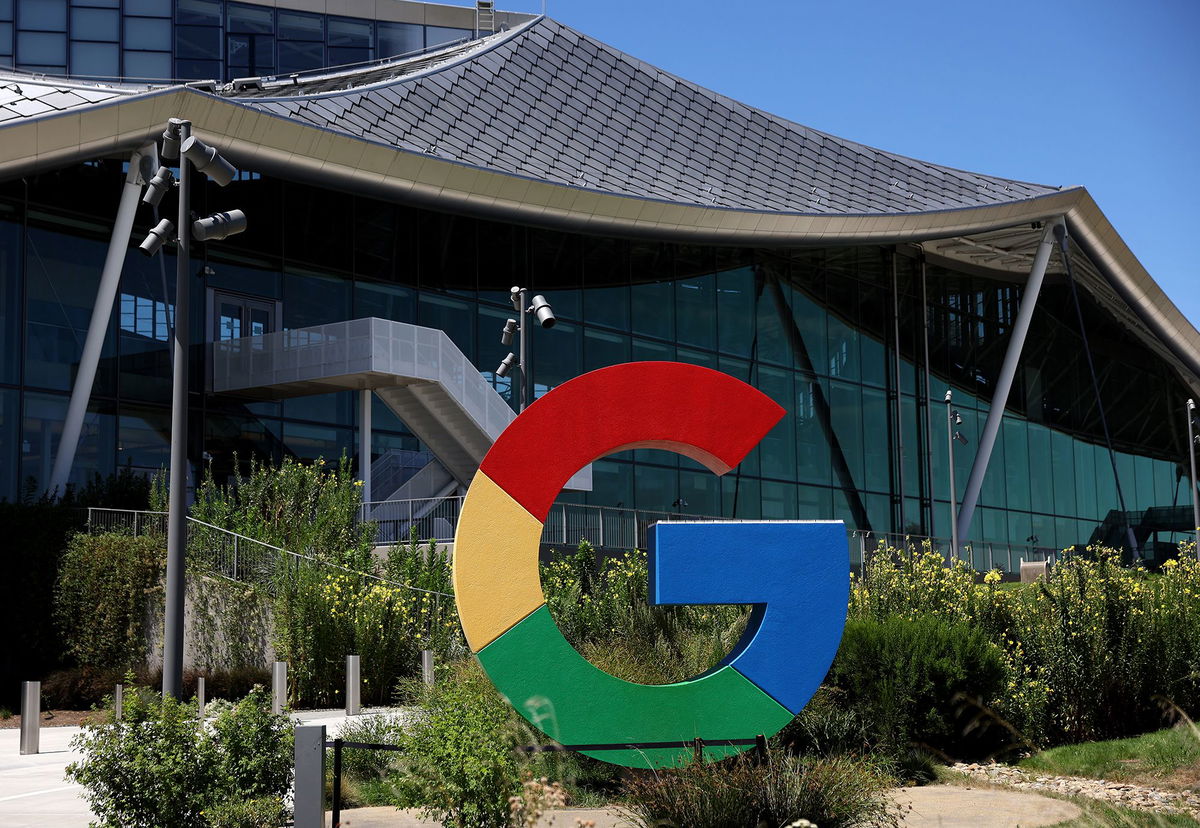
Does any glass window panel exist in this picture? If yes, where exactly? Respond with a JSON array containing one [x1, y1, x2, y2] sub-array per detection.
[[830, 381, 863, 494], [124, 0, 170, 15], [70, 41, 117, 76], [18, 31, 65, 64], [630, 279, 673, 341], [1003, 416, 1028, 512], [0, 388, 16, 502], [0, 0, 11, 20], [277, 40, 323, 73], [1134, 454, 1155, 512], [175, 24, 220, 60], [283, 391, 353, 428], [118, 408, 170, 473], [756, 275, 790, 368], [587, 459, 632, 509], [327, 16, 371, 47], [18, 0, 65, 30], [417, 292, 473, 360], [1116, 451, 1136, 512], [1028, 423, 1053, 514], [761, 480, 797, 520], [582, 285, 628, 331], [23, 391, 115, 494], [631, 337, 672, 362], [227, 2, 272, 33], [796, 376, 830, 487], [634, 462, 675, 514], [283, 269, 349, 330], [861, 386, 888, 493], [425, 25, 469, 48], [679, 468, 721, 517], [797, 484, 832, 520], [25, 227, 113, 393], [675, 273, 716, 350], [175, 57, 221, 79], [378, 20, 422, 56], [757, 365, 794, 480], [723, 475, 760, 519], [123, 50, 170, 78], [278, 10, 322, 40], [827, 314, 858, 380], [355, 281, 413, 323], [476, 304, 515, 405], [217, 300, 242, 341], [1050, 429, 1076, 517], [0, 218, 20, 384], [533, 321, 580, 400], [716, 267, 754, 357], [899, 394, 919, 513], [0, 23, 11, 56], [123, 16, 170, 46], [282, 421, 353, 463], [583, 328, 628, 372], [327, 45, 368, 66], [790, 290, 826, 376], [70, 8, 117, 40], [1074, 439, 1098, 520], [177, 0, 220, 26]]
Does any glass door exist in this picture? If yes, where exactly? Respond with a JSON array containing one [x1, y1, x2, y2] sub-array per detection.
[[214, 293, 275, 342]]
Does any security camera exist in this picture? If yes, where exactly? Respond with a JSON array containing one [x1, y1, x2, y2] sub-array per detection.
[[501, 319, 518, 346], [192, 209, 247, 241], [529, 294, 556, 329], [139, 218, 175, 256], [141, 166, 176, 207], [160, 118, 185, 161], [496, 353, 516, 378], [181, 135, 238, 186]]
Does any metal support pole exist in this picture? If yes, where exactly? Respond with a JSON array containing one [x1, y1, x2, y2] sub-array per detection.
[[957, 219, 1061, 543], [515, 286, 529, 411], [332, 738, 344, 828], [19, 681, 40, 755], [946, 391, 960, 557], [293, 725, 326, 828], [891, 250, 906, 533], [1188, 399, 1200, 559], [359, 389, 372, 503], [114, 683, 123, 721], [422, 649, 435, 685], [163, 120, 193, 700], [345, 655, 360, 716], [272, 661, 287, 714], [197, 677, 205, 718], [49, 143, 158, 496]]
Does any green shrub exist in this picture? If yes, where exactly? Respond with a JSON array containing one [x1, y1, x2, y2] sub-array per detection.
[[775, 686, 872, 759], [394, 659, 522, 828], [336, 712, 408, 783], [621, 750, 900, 828], [65, 684, 293, 828], [201, 797, 286, 828], [54, 532, 164, 671], [828, 614, 1008, 760]]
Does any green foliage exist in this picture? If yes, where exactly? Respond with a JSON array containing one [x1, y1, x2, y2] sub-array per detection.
[[828, 614, 1007, 761], [54, 532, 164, 671], [65, 684, 293, 828], [395, 659, 522, 828], [336, 712, 408, 782], [199, 797, 286, 828], [191, 453, 374, 570], [850, 543, 1200, 749], [542, 543, 748, 683], [620, 750, 900, 828]]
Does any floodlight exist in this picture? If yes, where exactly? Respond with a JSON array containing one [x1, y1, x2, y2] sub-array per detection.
[[954, 413, 963, 426], [1189, 398, 1196, 413], [192, 209, 247, 241], [142, 166, 176, 207], [501, 318, 518, 346], [160, 118, 185, 160], [953, 431, 968, 446], [180, 136, 238, 186], [496, 352, 516, 378], [529, 294, 556, 329], [139, 218, 175, 256]]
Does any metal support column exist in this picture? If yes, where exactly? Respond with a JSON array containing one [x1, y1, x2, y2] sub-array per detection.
[[294, 725, 326, 828], [359, 389, 372, 503], [163, 121, 192, 700], [49, 143, 158, 496], [890, 250, 906, 532], [957, 219, 1061, 542], [272, 661, 287, 714], [19, 681, 39, 755], [345, 654, 361, 716], [1188, 399, 1200, 559]]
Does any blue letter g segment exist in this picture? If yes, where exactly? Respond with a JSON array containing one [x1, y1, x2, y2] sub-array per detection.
[[650, 520, 848, 714]]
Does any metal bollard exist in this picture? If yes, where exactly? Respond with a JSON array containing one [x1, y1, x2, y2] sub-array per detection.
[[19, 681, 40, 755], [197, 676, 206, 719], [293, 725, 326, 828], [421, 649, 435, 686], [272, 661, 287, 715], [345, 655, 360, 716], [114, 684, 123, 721]]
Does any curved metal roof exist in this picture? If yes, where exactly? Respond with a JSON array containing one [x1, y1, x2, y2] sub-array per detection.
[[242, 17, 1061, 216]]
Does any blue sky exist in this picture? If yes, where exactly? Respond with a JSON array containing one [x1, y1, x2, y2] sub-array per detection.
[[483, 1, 1200, 327]]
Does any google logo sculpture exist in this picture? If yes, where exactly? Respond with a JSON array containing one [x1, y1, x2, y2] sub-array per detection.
[[453, 362, 848, 768]]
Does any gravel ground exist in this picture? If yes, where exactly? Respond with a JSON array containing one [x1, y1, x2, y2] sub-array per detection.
[[952, 761, 1200, 819]]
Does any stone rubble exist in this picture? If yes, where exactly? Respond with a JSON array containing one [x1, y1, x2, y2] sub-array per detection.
[[951, 761, 1200, 819]]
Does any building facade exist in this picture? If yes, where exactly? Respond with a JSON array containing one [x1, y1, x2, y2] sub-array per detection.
[[1, 8, 1198, 565]]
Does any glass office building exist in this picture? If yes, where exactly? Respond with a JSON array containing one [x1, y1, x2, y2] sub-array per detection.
[[1, 11, 1197, 562], [0, 0, 528, 81]]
